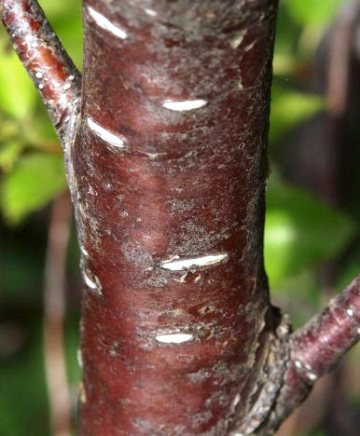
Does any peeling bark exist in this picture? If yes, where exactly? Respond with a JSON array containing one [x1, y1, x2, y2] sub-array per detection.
[[1, 1, 360, 435]]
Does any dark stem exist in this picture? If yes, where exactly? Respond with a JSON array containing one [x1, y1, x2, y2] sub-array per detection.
[[43, 193, 72, 436]]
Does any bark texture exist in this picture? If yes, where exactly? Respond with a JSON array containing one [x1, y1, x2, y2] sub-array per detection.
[[76, 1, 279, 434], [2, 1, 360, 435], [0, 0, 81, 144], [269, 276, 360, 431]]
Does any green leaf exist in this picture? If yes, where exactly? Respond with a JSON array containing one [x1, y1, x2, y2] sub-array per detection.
[[273, 4, 301, 75], [0, 46, 37, 119], [269, 84, 324, 142], [286, 0, 342, 27], [23, 107, 59, 150], [264, 175, 355, 287], [336, 250, 360, 291], [1, 153, 66, 224], [41, 0, 83, 69], [0, 140, 23, 172]]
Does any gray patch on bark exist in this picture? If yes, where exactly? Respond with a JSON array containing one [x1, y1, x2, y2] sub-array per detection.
[[230, 315, 291, 435]]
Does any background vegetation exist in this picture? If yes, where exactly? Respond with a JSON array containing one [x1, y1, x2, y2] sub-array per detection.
[[0, 0, 359, 434]]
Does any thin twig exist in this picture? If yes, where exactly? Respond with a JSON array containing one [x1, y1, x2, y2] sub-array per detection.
[[43, 193, 72, 436], [291, 275, 360, 382], [274, 5, 360, 433], [0, 0, 81, 145], [268, 275, 360, 431]]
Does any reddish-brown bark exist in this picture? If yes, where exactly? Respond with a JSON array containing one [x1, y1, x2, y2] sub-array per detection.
[[0, 0, 80, 143], [2, 1, 360, 435], [268, 276, 360, 430], [76, 1, 279, 434]]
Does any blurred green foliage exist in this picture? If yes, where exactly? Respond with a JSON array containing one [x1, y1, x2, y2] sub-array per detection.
[[0, 0, 82, 226], [0, 1, 82, 435], [0, 0, 358, 435], [266, 0, 355, 291], [269, 84, 324, 143], [265, 176, 354, 287], [0, 321, 50, 436], [287, 0, 342, 26], [1, 153, 66, 223], [0, 49, 37, 119]]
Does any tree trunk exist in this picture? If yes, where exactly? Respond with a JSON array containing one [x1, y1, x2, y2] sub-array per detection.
[[2, 0, 360, 434], [75, 1, 279, 434]]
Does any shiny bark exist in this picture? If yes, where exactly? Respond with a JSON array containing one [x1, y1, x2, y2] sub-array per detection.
[[2, 1, 360, 435], [76, 1, 279, 434]]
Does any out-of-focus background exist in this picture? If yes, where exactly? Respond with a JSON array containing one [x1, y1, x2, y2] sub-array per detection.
[[0, 0, 359, 434]]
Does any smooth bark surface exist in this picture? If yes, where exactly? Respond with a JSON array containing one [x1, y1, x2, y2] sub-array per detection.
[[2, 1, 360, 435], [0, 0, 81, 144], [269, 276, 360, 430], [76, 1, 279, 434]]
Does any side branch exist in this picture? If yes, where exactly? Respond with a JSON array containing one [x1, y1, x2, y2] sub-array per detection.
[[0, 0, 81, 145], [269, 275, 360, 430], [292, 275, 360, 380]]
